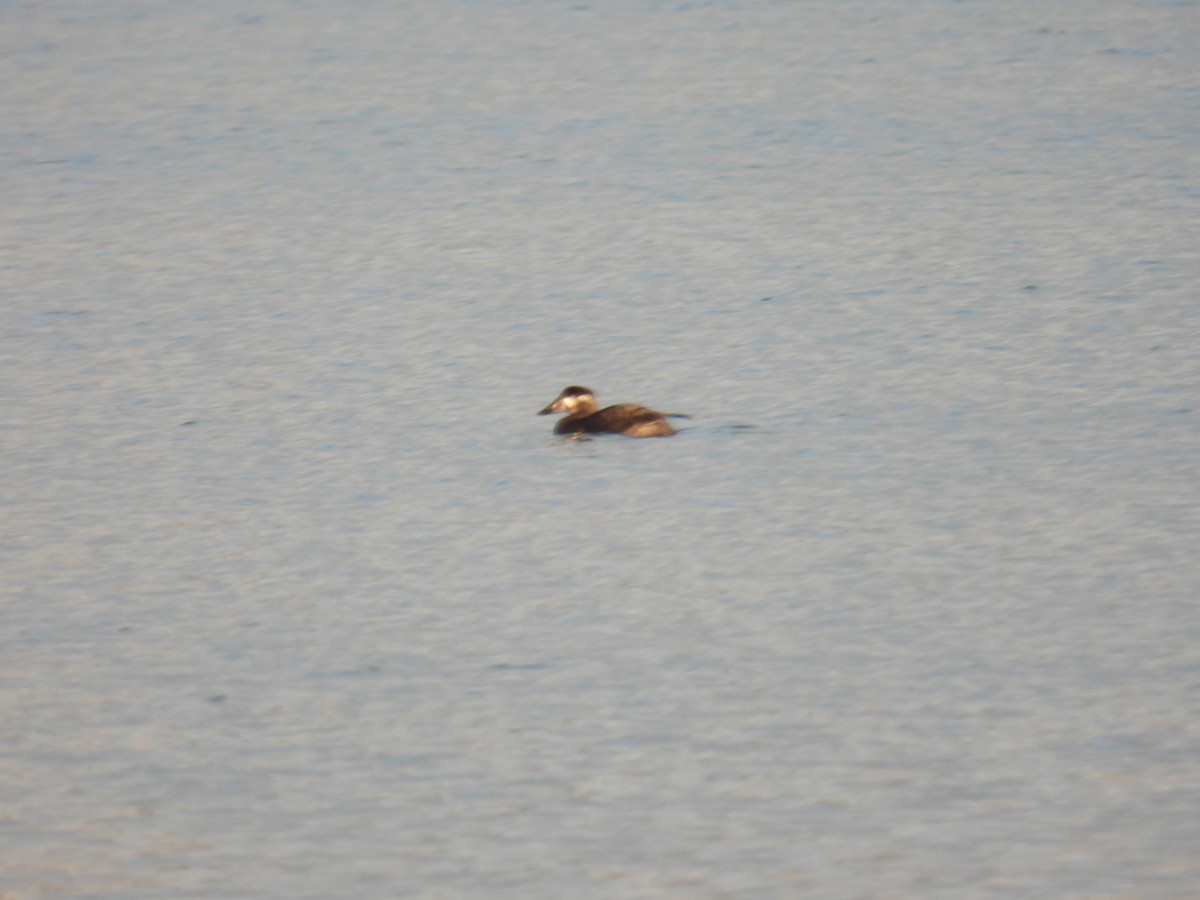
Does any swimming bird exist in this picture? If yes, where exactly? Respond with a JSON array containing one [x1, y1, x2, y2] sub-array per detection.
[[538, 385, 688, 437]]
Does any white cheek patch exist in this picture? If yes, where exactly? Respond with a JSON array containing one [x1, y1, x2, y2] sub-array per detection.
[[562, 396, 581, 411]]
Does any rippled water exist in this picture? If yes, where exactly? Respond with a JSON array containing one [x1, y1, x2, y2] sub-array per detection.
[[4, 1, 1199, 897]]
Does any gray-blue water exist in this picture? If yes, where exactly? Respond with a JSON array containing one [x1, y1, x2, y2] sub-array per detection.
[[3, 1, 1199, 897]]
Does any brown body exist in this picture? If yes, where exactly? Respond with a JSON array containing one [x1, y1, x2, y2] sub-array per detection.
[[538, 386, 686, 438]]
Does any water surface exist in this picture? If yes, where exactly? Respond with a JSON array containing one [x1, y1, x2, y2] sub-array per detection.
[[3, 1, 1198, 897]]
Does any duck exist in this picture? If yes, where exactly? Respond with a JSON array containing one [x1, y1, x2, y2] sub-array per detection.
[[538, 385, 688, 437]]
